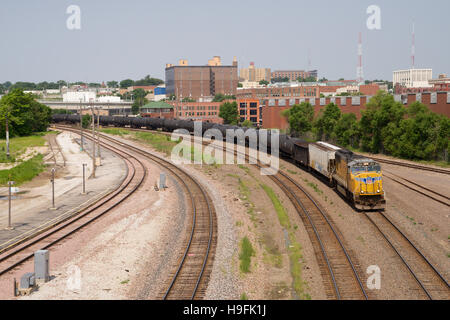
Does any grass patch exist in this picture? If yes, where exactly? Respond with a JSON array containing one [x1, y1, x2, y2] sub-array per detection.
[[238, 178, 250, 201], [0, 133, 48, 163], [100, 128, 130, 137], [240, 292, 248, 300], [287, 169, 298, 175], [239, 236, 255, 273], [261, 184, 290, 229], [306, 181, 323, 196], [133, 131, 179, 155], [120, 279, 129, 284], [0, 154, 45, 186], [260, 183, 308, 299], [238, 164, 250, 174], [287, 235, 308, 299]]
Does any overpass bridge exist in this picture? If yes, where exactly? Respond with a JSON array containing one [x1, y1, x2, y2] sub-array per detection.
[[38, 100, 134, 115]]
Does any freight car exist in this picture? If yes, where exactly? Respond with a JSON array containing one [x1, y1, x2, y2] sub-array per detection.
[[51, 114, 385, 210]]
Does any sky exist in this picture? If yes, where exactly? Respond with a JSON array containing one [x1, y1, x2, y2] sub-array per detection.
[[0, 0, 449, 83]]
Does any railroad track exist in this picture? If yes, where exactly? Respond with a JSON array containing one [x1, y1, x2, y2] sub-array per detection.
[[369, 157, 450, 175], [268, 171, 368, 299], [57, 125, 217, 300], [383, 171, 450, 207], [0, 130, 147, 281], [90, 125, 369, 299], [364, 211, 450, 300]]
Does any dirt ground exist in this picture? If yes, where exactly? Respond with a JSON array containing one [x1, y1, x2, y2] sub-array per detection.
[[15, 134, 187, 300], [7, 129, 448, 300]]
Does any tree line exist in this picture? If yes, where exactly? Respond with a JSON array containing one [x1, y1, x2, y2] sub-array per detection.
[[0, 74, 165, 94], [283, 91, 449, 162]]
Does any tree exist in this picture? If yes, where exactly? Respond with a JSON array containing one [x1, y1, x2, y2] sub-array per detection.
[[213, 93, 235, 102], [131, 89, 148, 115], [382, 102, 450, 160], [219, 101, 239, 125], [318, 77, 328, 82], [259, 80, 269, 86], [359, 91, 406, 153], [0, 89, 51, 137], [237, 82, 243, 88], [297, 76, 317, 82], [314, 103, 341, 141], [241, 120, 253, 128], [271, 77, 290, 83], [134, 75, 164, 86], [334, 113, 360, 148], [107, 81, 119, 88], [82, 114, 91, 129], [120, 79, 134, 89], [283, 102, 315, 136]]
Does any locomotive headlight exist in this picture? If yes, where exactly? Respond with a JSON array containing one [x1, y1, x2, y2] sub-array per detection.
[[377, 189, 380, 193]]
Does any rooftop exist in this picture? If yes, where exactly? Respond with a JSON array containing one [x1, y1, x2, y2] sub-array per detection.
[[142, 101, 173, 109]]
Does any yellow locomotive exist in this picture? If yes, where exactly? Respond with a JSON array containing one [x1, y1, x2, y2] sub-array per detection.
[[299, 141, 385, 210], [334, 149, 385, 210]]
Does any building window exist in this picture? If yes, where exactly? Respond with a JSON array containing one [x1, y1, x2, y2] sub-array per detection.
[[250, 102, 257, 108]]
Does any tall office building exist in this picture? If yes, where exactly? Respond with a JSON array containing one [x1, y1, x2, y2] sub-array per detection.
[[165, 56, 238, 100], [239, 62, 271, 82]]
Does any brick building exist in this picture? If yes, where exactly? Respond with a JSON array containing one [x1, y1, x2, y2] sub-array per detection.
[[237, 99, 261, 126], [236, 85, 320, 100], [168, 101, 223, 124], [261, 92, 450, 130], [165, 56, 238, 100], [271, 70, 318, 81], [140, 101, 174, 118]]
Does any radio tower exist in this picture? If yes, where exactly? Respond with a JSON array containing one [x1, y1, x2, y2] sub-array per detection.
[[307, 48, 311, 71], [411, 20, 415, 69], [357, 32, 364, 84]]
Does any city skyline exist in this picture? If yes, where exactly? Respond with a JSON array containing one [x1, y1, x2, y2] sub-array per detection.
[[0, 0, 449, 83]]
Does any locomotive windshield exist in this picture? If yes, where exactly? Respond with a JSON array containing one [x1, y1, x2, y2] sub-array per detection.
[[351, 163, 381, 174]]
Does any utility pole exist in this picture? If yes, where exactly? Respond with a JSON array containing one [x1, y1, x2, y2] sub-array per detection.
[[5, 114, 10, 159], [6, 177, 14, 230], [79, 99, 84, 151], [96, 108, 101, 160], [82, 163, 87, 194], [50, 168, 56, 210], [91, 106, 96, 178]]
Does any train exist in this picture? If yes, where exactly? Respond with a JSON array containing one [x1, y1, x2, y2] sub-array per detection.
[[52, 114, 386, 210]]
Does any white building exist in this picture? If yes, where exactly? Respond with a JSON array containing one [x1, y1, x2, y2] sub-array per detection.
[[393, 69, 433, 88], [63, 91, 96, 102], [97, 96, 121, 103]]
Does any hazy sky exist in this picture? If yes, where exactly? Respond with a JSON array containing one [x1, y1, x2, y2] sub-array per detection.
[[1, 0, 448, 83]]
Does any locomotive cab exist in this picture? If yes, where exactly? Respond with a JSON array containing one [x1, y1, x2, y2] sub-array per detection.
[[348, 159, 385, 210]]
